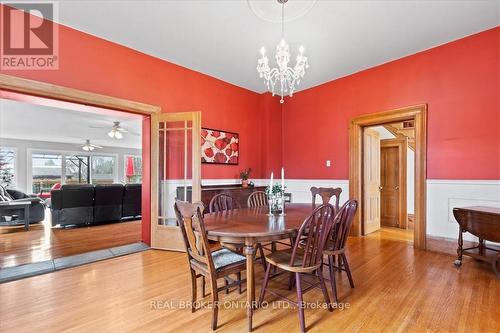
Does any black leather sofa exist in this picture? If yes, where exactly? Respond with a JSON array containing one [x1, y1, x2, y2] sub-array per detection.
[[51, 184, 142, 227], [3, 189, 46, 223]]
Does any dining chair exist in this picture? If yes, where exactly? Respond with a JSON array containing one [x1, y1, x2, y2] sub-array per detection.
[[323, 199, 358, 304], [210, 193, 267, 272], [248, 190, 293, 253], [174, 200, 246, 330], [310, 187, 342, 212], [247, 191, 268, 207], [259, 204, 335, 333], [209, 193, 241, 213]]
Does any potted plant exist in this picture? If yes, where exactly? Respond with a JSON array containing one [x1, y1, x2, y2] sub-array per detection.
[[239, 168, 252, 188]]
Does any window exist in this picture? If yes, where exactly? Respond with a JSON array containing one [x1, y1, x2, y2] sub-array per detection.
[[65, 155, 90, 185], [32, 153, 62, 193], [30, 152, 117, 192], [124, 155, 142, 183], [91, 156, 116, 185], [0, 147, 16, 187]]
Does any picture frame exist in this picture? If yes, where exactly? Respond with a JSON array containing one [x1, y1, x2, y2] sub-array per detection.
[[201, 128, 239, 165]]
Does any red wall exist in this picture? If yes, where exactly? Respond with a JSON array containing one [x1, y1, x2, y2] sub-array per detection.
[[283, 27, 500, 180], [0, 9, 281, 244]]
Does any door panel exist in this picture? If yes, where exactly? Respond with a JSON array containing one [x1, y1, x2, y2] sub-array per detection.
[[381, 146, 399, 227], [151, 112, 201, 251], [363, 128, 381, 234]]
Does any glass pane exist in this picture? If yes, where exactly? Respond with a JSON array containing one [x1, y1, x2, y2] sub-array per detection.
[[65, 155, 90, 185], [0, 147, 15, 188], [91, 156, 115, 185], [32, 153, 62, 193], [125, 155, 142, 184], [164, 120, 193, 129], [158, 121, 193, 226]]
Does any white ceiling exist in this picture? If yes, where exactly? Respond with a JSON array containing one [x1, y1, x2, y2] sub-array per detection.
[[0, 99, 142, 149], [50, 0, 499, 93]]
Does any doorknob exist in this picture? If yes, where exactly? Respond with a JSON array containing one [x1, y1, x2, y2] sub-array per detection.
[[378, 186, 383, 190], [395, 185, 399, 190]]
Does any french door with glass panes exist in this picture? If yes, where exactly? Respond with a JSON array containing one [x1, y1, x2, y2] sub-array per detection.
[[151, 112, 201, 251]]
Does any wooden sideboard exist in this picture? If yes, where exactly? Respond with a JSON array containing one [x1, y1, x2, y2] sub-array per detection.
[[176, 185, 267, 214]]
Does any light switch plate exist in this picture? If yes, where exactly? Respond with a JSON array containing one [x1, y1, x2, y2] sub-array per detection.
[[326, 160, 331, 167]]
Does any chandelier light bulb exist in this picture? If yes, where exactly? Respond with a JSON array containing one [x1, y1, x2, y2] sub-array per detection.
[[260, 47, 266, 55]]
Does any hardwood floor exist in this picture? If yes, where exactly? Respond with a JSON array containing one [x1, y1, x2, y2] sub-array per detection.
[[1, 231, 498, 332], [0, 212, 142, 268]]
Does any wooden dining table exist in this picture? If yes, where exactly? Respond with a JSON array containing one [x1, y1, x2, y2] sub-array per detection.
[[204, 203, 316, 332]]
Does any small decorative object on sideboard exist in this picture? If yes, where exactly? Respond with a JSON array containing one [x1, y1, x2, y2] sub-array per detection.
[[240, 168, 252, 188]]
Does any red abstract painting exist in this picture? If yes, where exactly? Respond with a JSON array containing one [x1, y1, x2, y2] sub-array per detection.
[[201, 128, 239, 164]]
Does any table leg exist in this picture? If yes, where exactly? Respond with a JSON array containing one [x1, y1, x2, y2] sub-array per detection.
[[24, 206, 30, 231], [454, 227, 463, 267], [244, 242, 255, 332]]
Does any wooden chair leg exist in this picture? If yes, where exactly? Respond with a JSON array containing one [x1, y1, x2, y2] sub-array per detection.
[[237, 272, 242, 294], [295, 272, 306, 333], [288, 272, 295, 290], [224, 277, 229, 294], [341, 253, 355, 288], [328, 255, 338, 304], [259, 262, 273, 304], [202, 276, 206, 297], [317, 268, 333, 312], [211, 280, 219, 330], [257, 243, 267, 272], [190, 270, 197, 313]]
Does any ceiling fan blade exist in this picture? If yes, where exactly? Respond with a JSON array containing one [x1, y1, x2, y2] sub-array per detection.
[[91, 144, 103, 148], [117, 127, 128, 133], [89, 125, 108, 129]]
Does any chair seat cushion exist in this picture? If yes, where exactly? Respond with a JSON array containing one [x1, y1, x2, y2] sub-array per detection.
[[211, 248, 245, 270], [265, 248, 321, 273]]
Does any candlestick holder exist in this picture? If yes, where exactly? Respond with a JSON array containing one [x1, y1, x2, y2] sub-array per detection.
[[279, 193, 286, 216]]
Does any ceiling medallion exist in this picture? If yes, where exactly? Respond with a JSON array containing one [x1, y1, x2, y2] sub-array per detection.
[[256, 0, 309, 104]]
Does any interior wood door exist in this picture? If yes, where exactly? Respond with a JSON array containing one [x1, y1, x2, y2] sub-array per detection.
[[151, 111, 201, 251], [380, 138, 408, 229], [363, 128, 381, 234], [381, 146, 400, 227]]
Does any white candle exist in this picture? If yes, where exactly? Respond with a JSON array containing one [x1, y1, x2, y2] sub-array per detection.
[[269, 172, 274, 194], [281, 167, 284, 193]]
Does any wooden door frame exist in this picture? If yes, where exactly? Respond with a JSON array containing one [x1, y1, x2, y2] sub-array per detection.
[[349, 104, 427, 249], [0, 74, 161, 245], [151, 111, 201, 251], [380, 137, 408, 229]]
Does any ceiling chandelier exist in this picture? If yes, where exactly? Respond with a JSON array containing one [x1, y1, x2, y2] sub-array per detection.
[[256, 0, 309, 104]]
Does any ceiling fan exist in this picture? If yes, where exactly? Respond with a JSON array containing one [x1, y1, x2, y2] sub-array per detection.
[[89, 121, 140, 139], [81, 139, 102, 151]]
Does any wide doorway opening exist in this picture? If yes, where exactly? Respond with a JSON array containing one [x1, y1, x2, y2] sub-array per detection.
[[0, 79, 156, 278]]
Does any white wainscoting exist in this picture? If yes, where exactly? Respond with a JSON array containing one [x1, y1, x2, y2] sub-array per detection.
[[281, 179, 350, 205], [161, 178, 500, 244], [426, 180, 500, 243]]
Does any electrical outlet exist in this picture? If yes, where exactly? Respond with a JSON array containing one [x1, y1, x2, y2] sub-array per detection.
[[326, 160, 331, 167]]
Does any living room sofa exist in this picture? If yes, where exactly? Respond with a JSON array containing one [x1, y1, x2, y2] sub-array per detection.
[[2, 188, 46, 224], [51, 184, 142, 227]]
